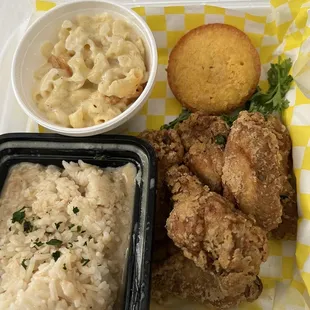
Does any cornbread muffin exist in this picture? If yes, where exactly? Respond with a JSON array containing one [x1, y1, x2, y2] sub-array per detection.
[[167, 24, 261, 114]]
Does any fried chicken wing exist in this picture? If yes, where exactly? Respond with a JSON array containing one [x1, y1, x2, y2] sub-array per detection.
[[222, 111, 295, 232], [152, 252, 263, 309], [165, 165, 268, 277], [138, 129, 184, 242], [177, 112, 230, 192], [266, 114, 292, 176]]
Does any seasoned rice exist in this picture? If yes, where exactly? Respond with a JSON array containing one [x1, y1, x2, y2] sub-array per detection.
[[0, 160, 136, 310]]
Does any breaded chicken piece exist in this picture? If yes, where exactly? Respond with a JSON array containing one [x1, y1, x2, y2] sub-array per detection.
[[177, 112, 230, 150], [184, 142, 225, 192], [152, 252, 263, 309], [138, 130, 184, 241], [222, 111, 294, 232], [271, 180, 297, 239], [266, 114, 292, 176], [166, 165, 268, 277], [177, 112, 230, 192], [139, 129, 184, 170]]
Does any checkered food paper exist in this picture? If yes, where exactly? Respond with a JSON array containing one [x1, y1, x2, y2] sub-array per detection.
[[33, 1, 310, 309]]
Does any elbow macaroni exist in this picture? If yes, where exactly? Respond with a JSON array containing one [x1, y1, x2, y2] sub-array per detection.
[[33, 13, 148, 128]]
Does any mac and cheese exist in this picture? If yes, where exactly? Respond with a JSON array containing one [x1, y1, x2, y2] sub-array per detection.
[[33, 13, 148, 128]]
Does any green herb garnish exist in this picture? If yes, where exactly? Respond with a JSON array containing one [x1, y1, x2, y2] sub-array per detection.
[[160, 109, 191, 130], [248, 57, 293, 115], [21, 259, 28, 270], [55, 222, 62, 230], [73, 207, 79, 214], [46, 239, 62, 247], [63, 264, 67, 270], [68, 242, 73, 248], [221, 114, 238, 127], [68, 224, 75, 229], [34, 240, 43, 247], [221, 57, 293, 126], [81, 258, 90, 266], [12, 207, 26, 224], [214, 134, 227, 146], [23, 220, 33, 233], [52, 251, 61, 262], [77, 225, 82, 233]]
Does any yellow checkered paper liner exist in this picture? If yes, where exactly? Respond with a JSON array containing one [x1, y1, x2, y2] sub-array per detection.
[[36, 0, 310, 309]]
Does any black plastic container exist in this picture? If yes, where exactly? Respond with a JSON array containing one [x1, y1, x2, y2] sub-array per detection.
[[0, 133, 156, 310]]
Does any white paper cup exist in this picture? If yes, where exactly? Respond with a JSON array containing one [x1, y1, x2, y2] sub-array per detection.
[[12, 0, 157, 137]]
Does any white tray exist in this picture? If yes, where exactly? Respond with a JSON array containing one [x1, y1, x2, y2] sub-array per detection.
[[0, 0, 271, 134]]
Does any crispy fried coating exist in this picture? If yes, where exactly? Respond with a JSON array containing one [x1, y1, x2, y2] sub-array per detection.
[[177, 112, 230, 150], [222, 111, 294, 232], [138, 129, 184, 242], [139, 129, 184, 170], [178, 113, 230, 192], [165, 165, 268, 277], [184, 142, 225, 192], [271, 180, 297, 239], [152, 252, 263, 309]]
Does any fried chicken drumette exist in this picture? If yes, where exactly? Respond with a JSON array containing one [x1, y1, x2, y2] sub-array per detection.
[[166, 165, 268, 280], [152, 252, 263, 309], [222, 111, 297, 233], [177, 112, 230, 192]]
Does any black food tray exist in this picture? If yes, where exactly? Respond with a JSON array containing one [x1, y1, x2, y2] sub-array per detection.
[[0, 133, 157, 310]]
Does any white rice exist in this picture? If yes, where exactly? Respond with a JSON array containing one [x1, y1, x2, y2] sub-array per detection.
[[0, 160, 136, 310]]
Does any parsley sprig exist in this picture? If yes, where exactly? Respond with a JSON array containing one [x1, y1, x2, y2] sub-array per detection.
[[46, 239, 62, 247], [160, 109, 191, 130], [21, 259, 28, 270], [248, 57, 293, 115], [12, 207, 26, 224], [81, 257, 90, 266], [34, 239, 43, 247], [73, 207, 79, 214]]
